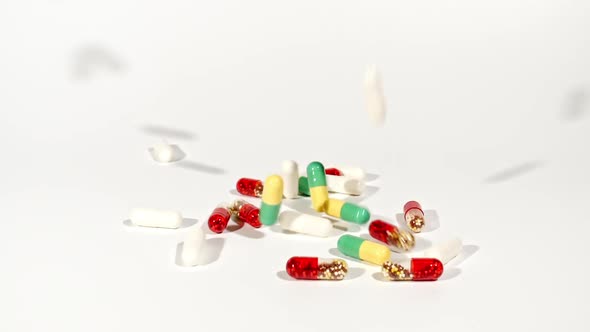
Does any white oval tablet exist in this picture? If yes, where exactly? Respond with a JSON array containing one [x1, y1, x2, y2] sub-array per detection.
[[326, 175, 364, 195], [281, 160, 299, 199], [423, 238, 462, 265], [180, 227, 205, 266], [129, 208, 182, 229], [278, 211, 333, 237]]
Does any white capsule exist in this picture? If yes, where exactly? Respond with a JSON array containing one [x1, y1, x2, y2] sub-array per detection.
[[365, 65, 386, 127], [151, 142, 175, 163], [281, 160, 299, 199], [180, 227, 205, 266], [278, 211, 333, 237], [129, 208, 182, 229], [326, 175, 364, 195], [334, 166, 366, 181], [423, 238, 463, 265]]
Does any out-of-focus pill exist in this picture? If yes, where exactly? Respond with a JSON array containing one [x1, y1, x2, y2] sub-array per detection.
[[365, 64, 386, 127], [404, 200, 425, 233], [325, 168, 343, 176], [260, 175, 283, 225], [236, 178, 264, 197], [278, 211, 333, 237], [151, 141, 175, 163], [369, 219, 415, 252], [325, 199, 370, 224], [337, 234, 391, 265], [299, 175, 364, 196], [423, 238, 462, 265], [180, 227, 205, 266], [282, 160, 299, 199], [130, 208, 182, 228], [208, 204, 231, 234]]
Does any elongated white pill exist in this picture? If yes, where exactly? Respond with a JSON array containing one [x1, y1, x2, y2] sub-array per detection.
[[282, 160, 299, 199], [180, 227, 205, 266], [334, 166, 366, 181], [423, 238, 463, 265], [279, 211, 333, 237], [152, 142, 175, 163], [129, 208, 182, 229], [326, 175, 364, 195], [365, 65, 386, 127]]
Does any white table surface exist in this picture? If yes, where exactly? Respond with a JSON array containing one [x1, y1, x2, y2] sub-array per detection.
[[1, 1, 589, 331]]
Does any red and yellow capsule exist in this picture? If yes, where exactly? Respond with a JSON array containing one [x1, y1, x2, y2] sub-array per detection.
[[369, 220, 415, 251], [286, 257, 348, 280], [382, 258, 444, 281]]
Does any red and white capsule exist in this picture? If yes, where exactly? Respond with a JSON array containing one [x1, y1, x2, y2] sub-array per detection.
[[286, 257, 348, 280], [382, 258, 443, 281], [236, 178, 263, 197], [404, 200, 425, 233]]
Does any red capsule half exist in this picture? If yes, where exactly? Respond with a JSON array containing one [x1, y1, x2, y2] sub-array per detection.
[[208, 207, 231, 233], [325, 168, 343, 176], [236, 178, 263, 197], [286, 257, 348, 280], [411, 258, 444, 281]]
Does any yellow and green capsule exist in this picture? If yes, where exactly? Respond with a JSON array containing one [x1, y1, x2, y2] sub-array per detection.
[[337, 235, 390, 265], [325, 198, 370, 224], [259, 175, 283, 225], [307, 162, 329, 211]]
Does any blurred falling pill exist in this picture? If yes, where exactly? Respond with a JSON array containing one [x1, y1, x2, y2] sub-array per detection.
[[364, 65, 386, 127]]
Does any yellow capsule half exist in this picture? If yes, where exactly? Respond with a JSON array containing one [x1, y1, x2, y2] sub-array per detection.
[[262, 175, 284, 205]]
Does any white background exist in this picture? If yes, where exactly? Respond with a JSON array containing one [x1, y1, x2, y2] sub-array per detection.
[[1, 1, 589, 331]]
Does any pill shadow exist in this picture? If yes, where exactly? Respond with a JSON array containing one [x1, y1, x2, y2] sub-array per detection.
[[231, 225, 265, 239], [141, 125, 197, 140], [148, 145, 186, 163], [175, 237, 225, 267], [346, 185, 379, 205], [447, 244, 479, 268], [122, 218, 198, 229], [395, 209, 440, 233], [359, 233, 432, 253], [562, 88, 588, 121], [438, 267, 461, 281], [330, 219, 361, 234], [365, 173, 379, 182], [71, 45, 125, 80], [373, 268, 461, 282], [483, 161, 545, 184], [275, 267, 365, 281], [174, 160, 226, 175], [283, 198, 318, 215], [269, 224, 298, 235]]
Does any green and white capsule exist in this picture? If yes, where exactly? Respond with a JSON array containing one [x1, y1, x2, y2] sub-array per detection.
[[259, 175, 283, 225]]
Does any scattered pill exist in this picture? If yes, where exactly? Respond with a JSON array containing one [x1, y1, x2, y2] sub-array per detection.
[[325, 168, 343, 176], [230, 199, 262, 228], [259, 175, 283, 225], [365, 65, 386, 127], [332, 166, 366, 180], [282, 160, 299, 199], [337, 234, 390, 265], [382, 258, 443, 281], [325, 199, 370, 224], [299, 175, 364, 196], [423, 238, 462, 265], [286, 257, 348, 280], [278, 211, 333, 237], [236, 178, 263, 197], [180, 227, 205, 266], [208, 204, 231, 233], [369, 219, 415, 252], [404, 201, 425, 233], [129, 208, 182, 229], [306, 162, 329, 211], [151, 141, 175, 163]]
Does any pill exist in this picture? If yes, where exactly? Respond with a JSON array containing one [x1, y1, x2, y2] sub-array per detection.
[[278, 211, 333, 237], [325, 199, 370, 224], [286, 257, 348, 280], [404, 200, 425, 233], [282, 160, 299, 199], [230, 199, 261, 228], [259, 175, 283, 225], [299, 175, 364, 196], [179, 227, 205, 266], [236, 178, 263, 197], [208, 204, 231, 233], [382, 258, 444, 281], [151, 141, 175, 163], [325, 168, 343, 176], [331, 166, 366, 180], [369, 219, 415, 252], [365, 65, 386, 127], [423, 238, 462, 265], [129, 208, 182, 228], [306, 162, 329, 211], [337, 234, 390, 265]]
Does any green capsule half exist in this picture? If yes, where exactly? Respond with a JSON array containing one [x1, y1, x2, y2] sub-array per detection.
[[259, 201, 281, 225], [298, 176, 310, 196], [306, 161, 327, 187]]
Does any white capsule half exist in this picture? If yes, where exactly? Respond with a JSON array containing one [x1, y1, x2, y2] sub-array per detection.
[[151, 142, 175, 163], [180, 227, 205, 266], [326, 175, 365, 195], [334, 166, 366, 181], [129, 208, 182, 229], [282, 160, 299, 199], [365, 65, 386, 127], [278, 211, 333, 237], [423, 238, 463, 265]]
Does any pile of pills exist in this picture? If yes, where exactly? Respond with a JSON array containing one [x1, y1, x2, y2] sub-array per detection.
[[128, 160, 463, 282]]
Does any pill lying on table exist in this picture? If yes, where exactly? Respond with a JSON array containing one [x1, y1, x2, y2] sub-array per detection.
[[179, 227, 205, 266], [151, 141, 175, 163], [282, 160, 299, 199], [278, 211, 333, 237], [423, 238, 462, 265], [330, 166, 366, 180], [325, 199, 370, 224], [129, 208, 182, 228], [286, 257, 348, 280], [299, 175, 364, 196], [382, 258, 444, 281], [337, 234, 390, 265]]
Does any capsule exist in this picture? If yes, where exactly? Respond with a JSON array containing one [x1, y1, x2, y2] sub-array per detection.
[[404, 201, 425, 232], [208, 205, 231, 233], [286, 257, 348, 280], [382, 258, 444, 281], [282, 160, 299, 199], [230, 199, 261, 228], [325, 168, 343, 176], [337, 235, 390, 265], [278, 211, 333, 237], [236, 178, 263, 197], [330, 166, 365, 180], [129, 208, 182, 229], [369, 220, 415, 251], [365, 65, 386, 127], [151, 141, 175, 163], [179, 227, 205, 266], [307, 162, 329, 211], [325, 199, 370, 224], [299, 175, 364, 196], [423, 238, 462, 265], [259, 175, 283, 225]]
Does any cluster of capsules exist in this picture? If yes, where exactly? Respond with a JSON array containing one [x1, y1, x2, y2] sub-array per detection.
[[208, 160, 463, 282]]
